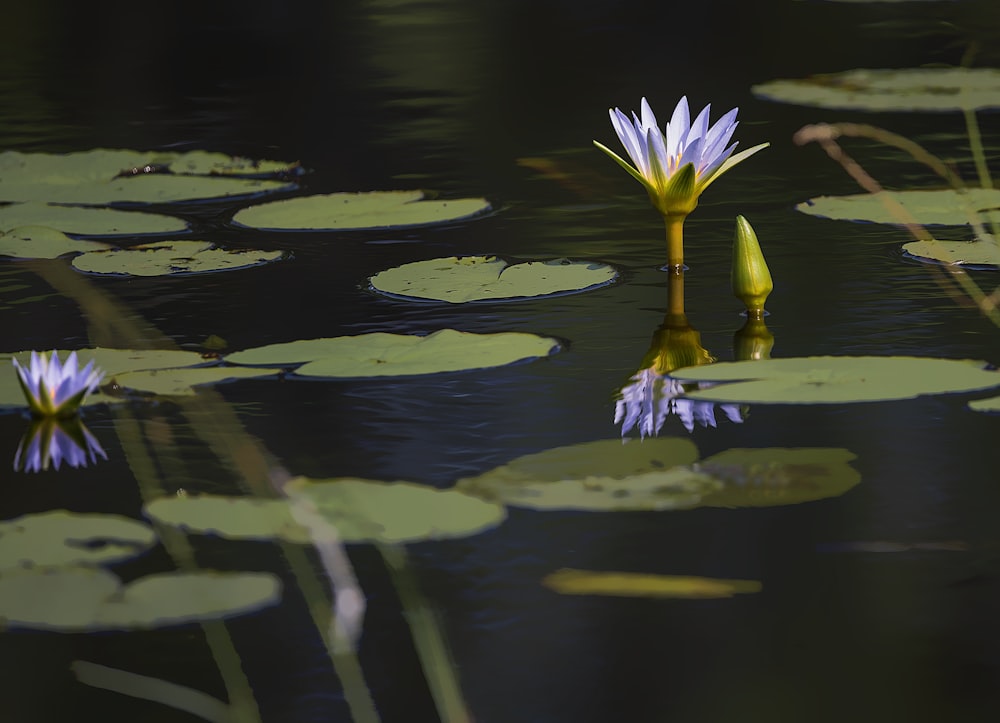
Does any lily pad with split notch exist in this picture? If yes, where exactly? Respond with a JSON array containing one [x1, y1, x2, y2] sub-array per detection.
[[796, 189, 1000, 227], [224, 329, 560, 377], [752, 67, 1000, 112], [0, 511, 156, 570], [370, 255, 619, 303], [231, 190, 491, 231], [0, 226, 113, 259], [71, 240, 285, 277], [0, 202, 187, 236], [672, 356, 1000, 404], [0, 568, 280, 631]]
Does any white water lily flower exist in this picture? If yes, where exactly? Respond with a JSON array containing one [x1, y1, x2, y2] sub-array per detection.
[[12, 351, 105, 417]]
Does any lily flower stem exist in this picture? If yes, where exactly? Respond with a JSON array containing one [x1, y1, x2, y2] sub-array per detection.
[[663, 214, 687, 271]]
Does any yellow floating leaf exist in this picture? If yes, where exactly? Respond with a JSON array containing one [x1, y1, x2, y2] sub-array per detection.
[[542, 568, 762, 599]]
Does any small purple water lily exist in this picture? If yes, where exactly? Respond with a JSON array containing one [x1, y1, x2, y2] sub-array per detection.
[[14, 417, 108, 473], [12, 351, 105, 417], [595, 96, 768, 269]]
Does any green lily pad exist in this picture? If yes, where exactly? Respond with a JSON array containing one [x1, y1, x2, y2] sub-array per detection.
[[902, 238, 1000, 267], [543, 569, 762, 599], [369, 255, 619, 303], [695, 448, 861, 507], [231, 190, 491, 231], [672, 356, 1000, 404], [0, 202, 186, 236], [455, 438, 716, 511], [0, 511, 156, 570], [969, 395, 1000, 413], [796, 189, 1000, 227], [225, 329, 560, 377], [0, 226, 113, 259], [71, 240, 285, 276], [144, 478, 507, 544], [112, 365, 277, 396], [0, 148, 298, 205], [0, 568, 280, 631], [752, 67, 1000, 112]]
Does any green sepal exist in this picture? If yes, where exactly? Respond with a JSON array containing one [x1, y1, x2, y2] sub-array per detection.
[[593, 141, 651, 190], [654, 162, 698, 216]]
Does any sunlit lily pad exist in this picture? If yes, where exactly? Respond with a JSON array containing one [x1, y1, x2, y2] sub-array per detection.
[[969, 395, 1000, 413], [144, 478, 507, 544], [796, 189, 1000, 227], [672, 356, 1000, 404], [0, 226, 113, 259], [231, 190, 491, 231], [0, 567, 280, 631], [902, 238, 1000, 267], [112, 366, 277, 396], [695, 448, 861, 507], [0, 202, 186, 236], [0, 148, 298, 205], [0, 511, 156, 570], [224, 329, 559, 377], [369, 255, 619, 303], [71, 240, 285, 276], [752, 68, 1000, 112], [543, 569, 762, 599]]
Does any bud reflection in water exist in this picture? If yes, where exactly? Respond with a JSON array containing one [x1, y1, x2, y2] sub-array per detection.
[[13, 416, 108, 473]]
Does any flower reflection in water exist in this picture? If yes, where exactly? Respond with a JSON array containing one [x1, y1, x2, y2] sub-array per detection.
[[13, 416, 108, 473]]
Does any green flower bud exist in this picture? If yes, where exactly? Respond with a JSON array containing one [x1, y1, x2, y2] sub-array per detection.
[[731, 215, 773, 318]]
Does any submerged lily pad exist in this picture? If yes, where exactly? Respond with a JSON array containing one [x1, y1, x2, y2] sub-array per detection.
[[672, 356, 1000, 404], [902, 238, 1000, 267], [0, 226, 113, 259], [543, 569, 762, 599], [370, 255, 619, 303], [0, 148, 298, 205], [0, 202, 186, 236], [796, 189, 1000, 227], [71, 240, 284, 276], [225, 329, 559, 377], [0, 568, 280, 631], [144, 478, 507, 544], [231, 190, 491, 231], [0, 511, 156, 570], [112, 366, 277, 396], [753, 68, 1000, 112]]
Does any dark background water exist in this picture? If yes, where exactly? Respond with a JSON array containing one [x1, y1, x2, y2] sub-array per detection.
[[2, 1, 1000, 722]]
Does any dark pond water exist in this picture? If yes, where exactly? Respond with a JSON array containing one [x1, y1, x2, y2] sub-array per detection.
[[3, 1, 1000, 722]]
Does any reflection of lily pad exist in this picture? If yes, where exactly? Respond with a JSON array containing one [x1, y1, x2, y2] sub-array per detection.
[[753, 68, 1000, 112], [231, 190, 491, 231], [902, 238, 1000, 267], [72, 240, 284, 276], [0, 149, 298, 205], [0, 511, 156, 569], [370, 255, 619, 303], [113, 366, 277, 396], [969, 396, 1000, 413], [145, 478, 507, 544], [455, 438, 716, 511], [796, 189, 1000, 227], [0, 568, 280, 631], [0, 202, 186, 236], [673, 356, 1000, 404], [695, 448, 861, 507], [225, 329, 559, 377], [543, 569, 762, 599], [0, 226, 113, 259]]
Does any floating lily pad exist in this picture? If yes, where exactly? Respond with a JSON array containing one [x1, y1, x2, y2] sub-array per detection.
[[112, 365, 277, 396], [0, 568, 280, 631], [752, 68, 1000, 112], [543, 569, 762, 599], [695, 448, 861, 507], [0, 202, 186, 236], [902, 238, 1000, 267], [225, 329, 559, 377], [370, 255, 619, 303], [796, 189, 1000, 227], [144, 478, 507, 544], [231, 190, 491, 231], [0, 511, 156, 570], [0, 226, 113, 259], [0, 148, 298, 205], [969, 395, 1000, 413], [71, 240, 285, 276], [672, 356, 1000, 404]]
